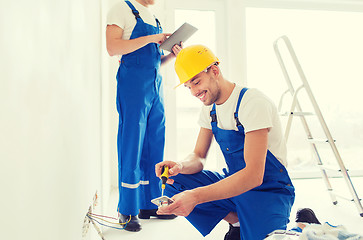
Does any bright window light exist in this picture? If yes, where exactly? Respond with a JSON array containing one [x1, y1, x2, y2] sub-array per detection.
[[246, 8, 363, 174], [174, 9, 223, 171]]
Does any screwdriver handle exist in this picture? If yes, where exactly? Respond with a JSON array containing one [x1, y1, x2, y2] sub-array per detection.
[[161, 165, 169, 185]]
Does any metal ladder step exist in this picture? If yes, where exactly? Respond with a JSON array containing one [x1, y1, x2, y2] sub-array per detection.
[[308, 138, 336, 144], [318, 164, 345, 172], [280, 111, 314, 116], [328, 189, 362, 203]]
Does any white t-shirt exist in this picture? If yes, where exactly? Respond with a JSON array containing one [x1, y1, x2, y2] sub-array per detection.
[[198, 85, 287, 166], [106, 0, 158, 40]]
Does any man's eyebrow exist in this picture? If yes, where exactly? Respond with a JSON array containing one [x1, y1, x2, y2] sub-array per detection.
[[184, 74, 201, 87], [190, 76, 199, 83]]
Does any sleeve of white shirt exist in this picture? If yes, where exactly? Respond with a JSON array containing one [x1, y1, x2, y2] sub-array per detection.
[[198, 105, 213, 130], [107, 3, 126, 29], [239, 94, 274, 133]]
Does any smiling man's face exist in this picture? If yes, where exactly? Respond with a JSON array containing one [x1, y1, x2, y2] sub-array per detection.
[[184, 66, 221, 106]]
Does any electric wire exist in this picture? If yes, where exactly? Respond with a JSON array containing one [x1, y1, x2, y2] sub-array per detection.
[[88, 212, 120, 222], [86, 212, 132, 231], [88, 212, 130, 225], [87, 214, 127, 231]]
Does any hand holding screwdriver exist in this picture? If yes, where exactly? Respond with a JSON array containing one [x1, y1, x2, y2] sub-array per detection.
[[155, 161, 183, 187]]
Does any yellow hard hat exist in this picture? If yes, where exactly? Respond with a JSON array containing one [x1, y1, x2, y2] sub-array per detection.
[[174, 45, 219, 88]]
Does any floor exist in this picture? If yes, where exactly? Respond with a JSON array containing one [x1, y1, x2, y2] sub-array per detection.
[[96, 177, 363, 240]]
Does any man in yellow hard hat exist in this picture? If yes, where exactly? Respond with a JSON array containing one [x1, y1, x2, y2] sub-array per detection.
[[155, 45, 295, 240]]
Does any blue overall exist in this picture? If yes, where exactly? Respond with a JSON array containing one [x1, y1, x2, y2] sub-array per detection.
[[165, 88, 295, 240], [116, 1, 164, 216]]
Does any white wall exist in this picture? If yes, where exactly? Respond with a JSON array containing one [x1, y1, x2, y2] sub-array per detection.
[[0, 0, 105, 239]]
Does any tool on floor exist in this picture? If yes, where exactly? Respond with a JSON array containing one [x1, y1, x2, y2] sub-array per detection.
[[160, 165, 169, 196]]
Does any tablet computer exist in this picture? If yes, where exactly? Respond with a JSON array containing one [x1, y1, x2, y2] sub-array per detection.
[[160, 22, 198, 52]]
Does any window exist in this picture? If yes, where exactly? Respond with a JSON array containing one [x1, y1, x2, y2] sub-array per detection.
[[174, 9, 222, 171], [163, 0, 226, 171], [245, 7, 363, 176]]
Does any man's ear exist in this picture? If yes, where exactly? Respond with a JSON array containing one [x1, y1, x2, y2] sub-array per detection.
[[210, 65, 220, 77]]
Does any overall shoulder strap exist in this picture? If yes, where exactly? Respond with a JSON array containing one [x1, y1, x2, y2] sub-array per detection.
[[155, 17, 161, 28], [125, 1, 141, 19], [210, 104, 218, 131], [210, 104, 217, 123], [234, 88, 248, 130]]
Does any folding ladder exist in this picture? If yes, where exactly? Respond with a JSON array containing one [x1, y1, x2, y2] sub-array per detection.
[[273, 35, 363, 217]]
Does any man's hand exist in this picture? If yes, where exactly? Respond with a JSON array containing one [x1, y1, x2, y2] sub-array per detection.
[[156, 190, 198, 217], [149, 33, 171, 44], [160, 41, 183, 65], [155, 161, 183, 184], [171, 42, 183, 56]]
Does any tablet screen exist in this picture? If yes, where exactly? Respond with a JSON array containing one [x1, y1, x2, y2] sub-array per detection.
[[160, 22, 198, 52]]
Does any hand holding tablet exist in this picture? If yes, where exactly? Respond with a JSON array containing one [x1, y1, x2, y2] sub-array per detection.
[[160, 22, 198, 52]]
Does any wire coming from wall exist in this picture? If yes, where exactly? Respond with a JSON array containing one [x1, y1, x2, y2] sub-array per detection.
[[82, 191, 131, 240], [87, 212, 131, 231]]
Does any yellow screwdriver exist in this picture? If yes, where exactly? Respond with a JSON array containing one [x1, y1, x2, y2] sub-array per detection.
[[160, 165, 169, 196]]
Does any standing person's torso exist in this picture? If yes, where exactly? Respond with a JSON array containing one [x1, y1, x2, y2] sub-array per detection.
[[198, 85, 287, 166], [107, 0, 157, 40]]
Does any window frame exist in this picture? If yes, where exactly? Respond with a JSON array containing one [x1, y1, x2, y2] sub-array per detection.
[[162, 0, 227, 164]]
